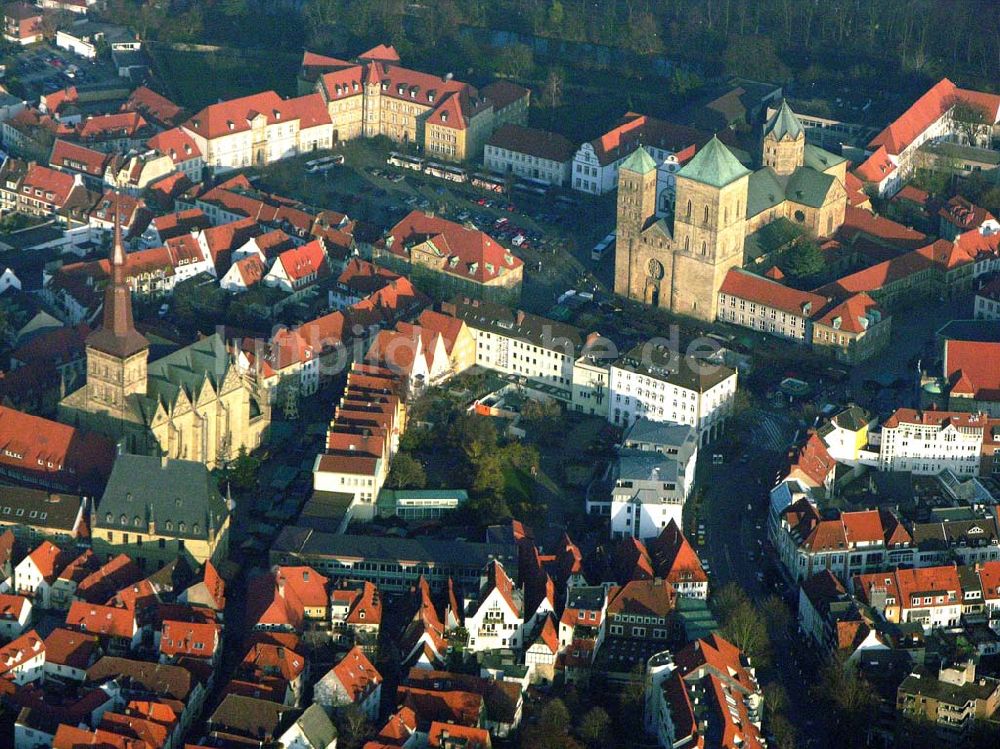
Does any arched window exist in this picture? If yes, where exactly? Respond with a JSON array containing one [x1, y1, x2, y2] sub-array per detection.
[[134, 516, 141, 527], [701, 241, 707, 256], [827, 215, 833, 235], [703, 205, 710, 225], [724, 206, 729, 223], [685, 200, 692, 219], [684, 236, 690, 251]]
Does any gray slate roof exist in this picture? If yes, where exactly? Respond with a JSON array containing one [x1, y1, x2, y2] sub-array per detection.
[[95, 454, 227, 539]]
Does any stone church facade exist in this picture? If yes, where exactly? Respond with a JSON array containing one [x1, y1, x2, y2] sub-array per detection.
[[59, 212, 269, 468], [614, 101, 848, 322]]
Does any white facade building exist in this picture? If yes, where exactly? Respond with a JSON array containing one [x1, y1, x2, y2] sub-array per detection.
[[878, 409, 987, 477], [464, 560, 524, 653], [484, 124, 575, 188], [609, 343, 737, 446]]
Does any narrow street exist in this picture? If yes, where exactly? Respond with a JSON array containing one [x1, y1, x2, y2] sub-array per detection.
[[699, 422, 831, 748]]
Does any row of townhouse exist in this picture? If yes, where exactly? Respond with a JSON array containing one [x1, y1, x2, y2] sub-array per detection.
[[312, 363, 407, 521]]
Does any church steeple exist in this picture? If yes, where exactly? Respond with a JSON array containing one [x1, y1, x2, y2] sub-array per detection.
[[86, 194, 149, 359]]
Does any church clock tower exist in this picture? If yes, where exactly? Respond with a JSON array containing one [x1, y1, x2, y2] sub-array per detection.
[[84, 197, 150, 420]]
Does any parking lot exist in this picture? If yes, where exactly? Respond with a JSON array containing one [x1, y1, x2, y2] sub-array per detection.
[[255, 139, 618, 315], [7, 42, 124, 101]]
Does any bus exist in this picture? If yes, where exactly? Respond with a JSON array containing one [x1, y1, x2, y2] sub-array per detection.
[[591, 232, 616, 261], [471, 173, 506, 193], [423, 161, 448, 179], [442, 165, 468, 183], [387, 152, 424, 171]]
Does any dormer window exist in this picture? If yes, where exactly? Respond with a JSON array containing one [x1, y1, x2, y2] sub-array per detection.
[[227, 120, 235, 130]]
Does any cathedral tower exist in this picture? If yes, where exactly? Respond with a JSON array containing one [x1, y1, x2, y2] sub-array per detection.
[[671, 137, 751, 321], [762, 100, 805, 176], [614, 147, 659, 300], [84, 198, 149, 420]]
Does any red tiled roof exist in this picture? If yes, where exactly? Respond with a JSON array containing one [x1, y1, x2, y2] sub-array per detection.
[[586, 112, 708, 166], [50, 139, 112, 177], [838, 205, 928, 248], [853, 145, 895, 182], [77, 112, 149, 140], [812, 293, 883, 334], [274, 239, 328, 283], [147, 127, 202, 164], [41, 86, 78, 115], [720, 268, 827, 316], [123, 86, 184, 127], [66, 602, 135, 639], [302, 50, 354, 69], [44, 627, 99, 669], [150, 208, 211, 240], [383, 211, 522, 283], [53, 725, 148, 749], [895, 185, 930, 206], [359, 44, 400, 63], [480, 80, 530, 112], [0, 407, 115, 487], [869, 78, 956, 155], [647, 520, 707, 586], [20, 163, 79, 206], [939, 195, 996, 231], [945, 340, 1000, 401], [428, 722, 491, 748], [26, 540, 76, 583], [607, 579, 675, 618], [276, 566, 329, 610], [331, 645, 382, 702], [160, 620, 220, 658], [241, 641, 306, 682], [882, 408, 988, 430], [232, 255, 266, 288], [76, 554, 142, 604]]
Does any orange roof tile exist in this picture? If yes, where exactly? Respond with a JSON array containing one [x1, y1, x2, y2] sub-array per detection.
[[647, 520, 707, 586], [66, 602, 135, 639], [720, 268, 827, 316]]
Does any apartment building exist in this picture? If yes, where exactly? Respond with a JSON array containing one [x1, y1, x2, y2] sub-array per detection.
[[484, 125, 575, 187], [609, 342, 737, 446], [878, 409, 990, 477]]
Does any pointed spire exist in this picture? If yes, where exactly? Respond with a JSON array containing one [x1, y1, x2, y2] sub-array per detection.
[[86, 189, 149, 359]]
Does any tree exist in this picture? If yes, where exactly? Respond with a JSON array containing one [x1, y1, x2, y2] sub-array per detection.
[[472, 452, 505, 499], [781, 239, 826, 283], [711, 582, 750, 622], [947, 96, 990, 147], [814, 653, 878, 746], [578, 706, 611, 747], [386, 453, 427, 489], [720, 600, 771, 669], [541, 67, 565, 109], [335, 703, 371, 749], [228, 447, 261, 491], [723, 35, 789, 82], [521, 398, 561, 440], [979, 186, 1000, 218], [761, 594, 791, 636], [540, 698, 571, 736], [497, 43, 534, 80], [448, 413, 498, 461]]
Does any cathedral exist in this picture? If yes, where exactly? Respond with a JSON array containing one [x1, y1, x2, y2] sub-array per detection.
[[59, 212, 270, 468], [614, 101, 848, 321]]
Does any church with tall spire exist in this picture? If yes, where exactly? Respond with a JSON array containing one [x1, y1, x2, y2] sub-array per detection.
[[59, 199, 270, 468]]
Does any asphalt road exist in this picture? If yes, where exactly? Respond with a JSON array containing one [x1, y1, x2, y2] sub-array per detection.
[[698, 417, 833, 749]]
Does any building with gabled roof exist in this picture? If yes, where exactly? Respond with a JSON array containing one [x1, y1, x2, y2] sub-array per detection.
[[330, 580, 381, 648], [944, 339, 1000, 417], [645, 633, 765, 749], [854, 564, 963, 631], [180, 90, 333, 173], [314, 644, 382, 720], [464, 560, 524, 653], [65, 602, 136, 654], [59, 227, 269, 469], [376, 211, 523, 304], [14, 540, 78, 608], [646, 520, 708, 599], [854, 78, 1000, 196], [0, 593, 31, 639]]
